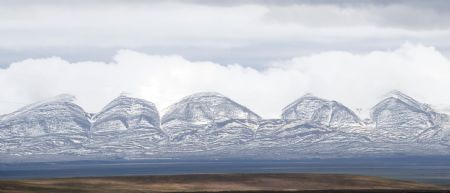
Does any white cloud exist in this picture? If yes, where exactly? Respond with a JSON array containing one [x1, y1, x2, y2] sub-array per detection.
[[1, 1, 449, 50], [2, 1, 450, 68], [1, 43, 450, 119]]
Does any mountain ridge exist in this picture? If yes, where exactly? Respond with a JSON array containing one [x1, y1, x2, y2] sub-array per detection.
[[1, 91, 449, 161]]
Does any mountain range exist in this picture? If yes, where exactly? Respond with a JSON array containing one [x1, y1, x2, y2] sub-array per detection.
[[1, 91, 449, 162]]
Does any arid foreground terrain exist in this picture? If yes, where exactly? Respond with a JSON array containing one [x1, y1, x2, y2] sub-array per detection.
[[0, 173, 449, 193]]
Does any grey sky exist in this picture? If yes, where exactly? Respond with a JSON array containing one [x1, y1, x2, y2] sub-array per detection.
[[1, 0, 450, 118], [1, 0, 450, 67]]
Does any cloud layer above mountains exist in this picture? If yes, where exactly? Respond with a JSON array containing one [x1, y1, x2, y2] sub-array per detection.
[[1, 1, 450, 115], [1, 43, 449, 118], [2, 0, 450, 67]]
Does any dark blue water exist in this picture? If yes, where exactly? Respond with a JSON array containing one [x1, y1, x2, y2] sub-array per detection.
[[1, 157, 449, 186]]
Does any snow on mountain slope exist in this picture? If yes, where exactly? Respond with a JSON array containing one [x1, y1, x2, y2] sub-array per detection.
[[0, 94, 90, 138], [371, 91, 447, 143], [253, 119, 372, 157], [437, 120, 450, 147], [254, 95, 368, 154], [255, 119, 286, 139], [162, 92, 261, 124], [86, 95, 168, 155], [0, 92, 449, 160], [92, 95, 161, 133], [0, 94, 91, 156], [281, 94, 361, 129], [161, 92, 260, 147], [431, 104, 450, 144]]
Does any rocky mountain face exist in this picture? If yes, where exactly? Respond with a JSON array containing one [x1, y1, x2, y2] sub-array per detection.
[[0, 94, 90, 156], [92, 95, 161, 133], [87, 95, 167, 155], [253, 94, 370, 158], [0, 91, 449, 161], [161, 92, 260, 148], [282, 94, 361, 126], [371, 91, 446, 143], [162, 92, 261, 124]]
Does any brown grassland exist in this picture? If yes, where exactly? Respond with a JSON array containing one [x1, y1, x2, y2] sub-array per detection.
[[0, 173, 448, 193]]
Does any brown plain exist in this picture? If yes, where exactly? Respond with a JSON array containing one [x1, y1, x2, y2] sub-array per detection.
[[0, 173, 448, 193]]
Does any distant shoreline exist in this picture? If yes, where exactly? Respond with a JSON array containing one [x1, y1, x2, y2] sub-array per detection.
[[0, 173, 448, 193]]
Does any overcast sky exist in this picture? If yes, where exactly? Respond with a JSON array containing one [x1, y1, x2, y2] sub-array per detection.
[[1, 0, 450, 118]]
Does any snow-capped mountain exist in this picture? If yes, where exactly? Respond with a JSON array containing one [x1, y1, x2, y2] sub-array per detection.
[[161, 92, 260, 147], [0, 94, 90, 137], [281, 94, 361, 128], [162, 92, 261, 124], [92, 95, 161, 133], [87, 95, 168, 155], [253, 95, 370, 157], [0, 91, 449, 161], [371, 91, 447, 143], [0, 94, 90, 156]]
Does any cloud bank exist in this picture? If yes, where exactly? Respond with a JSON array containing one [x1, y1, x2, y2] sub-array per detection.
[[2, 1, 450, 67], [1, 43, 450, 118]]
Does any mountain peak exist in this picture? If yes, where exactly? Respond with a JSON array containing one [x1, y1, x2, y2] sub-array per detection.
[[162, 92, 260, 124], [92, 95, 161, 134], [282, 94, 326, 113], [28, 94, 77, 107], [111, 94, 153, 104], [183, 92, 225, 99], [97, 95, 158, 117], [0, 93, 90, 138], [302, 93, 317, 98], [371, 91, 443, 142], [377, 90, 433, 114], [386, 90, 419, 104], [4, 94, 77, 119], [387, 90, 408, 98], [282, 94, 361, 127]]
